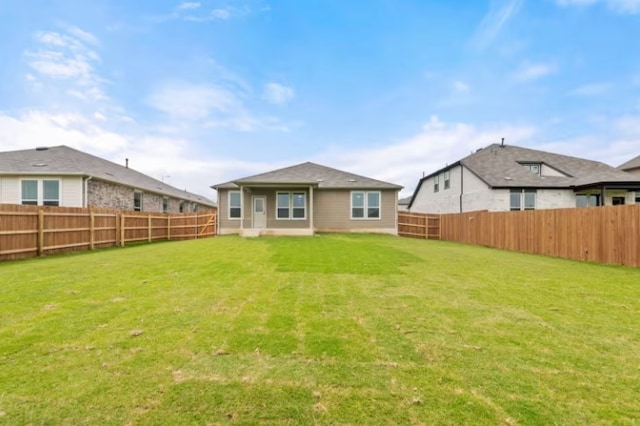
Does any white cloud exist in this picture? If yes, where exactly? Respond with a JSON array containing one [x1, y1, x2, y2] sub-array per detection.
[[512, 63, 556, 82], [263, 83, 295, 105], [24, 27, 106, 102], [556, 0, 640, 14], [147, 82, 241, 121], [470, 0, 524, 51], [178, 2, 201, 10], [147, 81, 293, 132], [321, 116, 536, 196], [452, 80, 470, 94], [568, 82, 612, 97]]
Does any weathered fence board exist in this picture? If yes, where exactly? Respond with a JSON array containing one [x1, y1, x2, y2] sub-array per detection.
[[0, 204, 216, 261]]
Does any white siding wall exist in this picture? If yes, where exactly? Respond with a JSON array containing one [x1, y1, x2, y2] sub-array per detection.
[[410, 166, 494, 213], [541, 164, 568, 177], [536, 189, 576, 209], [0, 176, 83, 207]]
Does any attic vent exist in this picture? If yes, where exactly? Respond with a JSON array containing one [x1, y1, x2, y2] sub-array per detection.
[[347, 179, 356, 182], [105, 172, 114, 176], [504, 176, 513, 181], [35, 146, 49, 151], [316, 178, 324, 182], [32, 163, 48, 167]]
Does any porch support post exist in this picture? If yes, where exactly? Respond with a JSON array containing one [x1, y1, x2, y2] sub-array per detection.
[[240, 185, 244, 231], [309, 185, 314, 233], [600, 185, 606, 206]]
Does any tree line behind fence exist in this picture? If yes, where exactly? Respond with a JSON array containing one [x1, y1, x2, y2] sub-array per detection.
[[399, 206, 640, 268], [0, 204, 216, 261]]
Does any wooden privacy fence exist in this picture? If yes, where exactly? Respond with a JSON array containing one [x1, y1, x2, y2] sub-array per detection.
[[0, 204, 216, 261], [397, 212, 441, 239], [439, 205, 640, 268]]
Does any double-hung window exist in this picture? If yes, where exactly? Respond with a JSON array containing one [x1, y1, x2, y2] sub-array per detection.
[[228, 191, 241, 219], [133, 192, 143, 211], [510, 189, 536, 211], [351, 191, 380, 219], [276, 192, 306, 219], [433, 175, 439, 193], [21, 179, 60, 206], [444, 170, 450, 190]]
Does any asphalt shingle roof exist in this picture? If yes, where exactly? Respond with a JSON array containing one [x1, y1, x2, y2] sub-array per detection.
[[460, 144, 640, 188], [213, 162, 402, 190], [618, 154, 640, 172], [0, 145, 216, 206]]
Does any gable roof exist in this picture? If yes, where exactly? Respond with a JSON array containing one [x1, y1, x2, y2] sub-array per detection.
[[618, 154, 640, 171], [408, 143, 640, 208], [213, 161, 402, 190], [0, 145, 216, 206], [461, 144, 638, 188]]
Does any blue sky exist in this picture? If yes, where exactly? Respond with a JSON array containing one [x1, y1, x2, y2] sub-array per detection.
[[1, 0, 640, 199]]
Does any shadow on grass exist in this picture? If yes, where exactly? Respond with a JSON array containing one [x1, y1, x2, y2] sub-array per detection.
[[267, 235, 421, 275]]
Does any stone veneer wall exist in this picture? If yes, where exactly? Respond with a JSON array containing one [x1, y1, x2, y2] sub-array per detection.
[[87, 179, 211, 213], [88, 179, 136, 210], [87, 179, 208, 213]]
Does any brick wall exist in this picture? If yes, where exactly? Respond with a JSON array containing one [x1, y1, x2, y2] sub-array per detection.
[[87, 179, 208, 213]]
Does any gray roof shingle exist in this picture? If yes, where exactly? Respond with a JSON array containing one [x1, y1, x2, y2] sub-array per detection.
[[213, 162, 402, 190], [0, 145, 216, 206], [618, 154, 640, 171], [460, 144, 640, 188]]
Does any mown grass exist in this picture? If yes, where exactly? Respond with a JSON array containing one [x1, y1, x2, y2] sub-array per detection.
[[1, 234, 639, 424]]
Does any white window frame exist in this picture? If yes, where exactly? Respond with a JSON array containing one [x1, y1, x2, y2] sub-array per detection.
[[433, 175, 439, 193], [350, 191, 381, 220], [444, 170, 450, 190], [276, 191, 307, 220], [20, 178, 61, 206], [162, 197, 169, 213], [133, 191, 143, 212], [228, 191, 242, 220]]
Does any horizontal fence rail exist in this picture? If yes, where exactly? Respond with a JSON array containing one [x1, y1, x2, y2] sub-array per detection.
[[400, 205, 640, 268], [398, 212, 441, 240], [0, 204, 216, 261]]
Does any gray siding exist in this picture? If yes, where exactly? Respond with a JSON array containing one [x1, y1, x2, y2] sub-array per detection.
[[314, 189, 398, 233], [217, 187, 398, 234]]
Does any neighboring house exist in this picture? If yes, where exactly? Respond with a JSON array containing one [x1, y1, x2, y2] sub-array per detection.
[[409, 142, 640, 214], [212, 162, 402, 236], [0, 146, 216, 212], [619, 155, 640, 177], [398, 196, 412, 211]]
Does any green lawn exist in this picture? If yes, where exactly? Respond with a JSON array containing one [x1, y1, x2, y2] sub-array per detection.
[[1, 234, 639, 425]]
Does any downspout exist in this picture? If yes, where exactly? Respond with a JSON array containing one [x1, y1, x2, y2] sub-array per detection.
[[84, 176, 93, 208], [459, 166, 464, 213]]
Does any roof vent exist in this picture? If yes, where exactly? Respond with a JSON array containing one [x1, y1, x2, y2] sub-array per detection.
[[316, 178, 324, 182], [347, 179, 356, 182], [32, 163, 48, 167], [35, 146, 49, 151], [504, 176, 513, 180]]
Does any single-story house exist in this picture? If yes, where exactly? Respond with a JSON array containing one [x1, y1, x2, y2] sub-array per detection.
[[212, 162, 402, 236], [408, 142, 640, 214], [0, 145, 216, 212]]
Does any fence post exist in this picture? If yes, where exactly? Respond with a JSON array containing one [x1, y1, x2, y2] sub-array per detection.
[[37, 209, 44, 256], [90, 210, 95, 250], [167, 215, 171, 241], [424, 214, 428, 239], [195, 212, 198, 239], [148, 214, 152, 242], [120, 213, 126, 247]]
